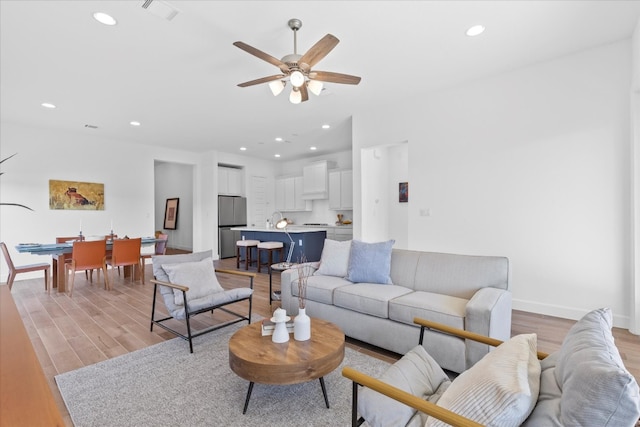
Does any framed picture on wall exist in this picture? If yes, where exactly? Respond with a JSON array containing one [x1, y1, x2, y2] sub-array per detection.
[[399, 182, 408, 203], [163, 198, 179, 230]]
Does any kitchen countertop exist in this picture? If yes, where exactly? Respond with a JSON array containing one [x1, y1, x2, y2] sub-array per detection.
[[288, 224, 353, 229], [231, 225, 352, 233], [231, 226, 330, 233]]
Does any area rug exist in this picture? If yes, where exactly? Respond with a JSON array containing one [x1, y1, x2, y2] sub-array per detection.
[[55, 321, 391, 427]]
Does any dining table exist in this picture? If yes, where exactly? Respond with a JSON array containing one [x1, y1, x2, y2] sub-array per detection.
[[15, 237, 160, 293]]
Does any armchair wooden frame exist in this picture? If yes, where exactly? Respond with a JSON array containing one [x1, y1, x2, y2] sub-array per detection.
[[150, 268, 255, 353], [342, 317, 549, 427], [1, 242, 50, 291]]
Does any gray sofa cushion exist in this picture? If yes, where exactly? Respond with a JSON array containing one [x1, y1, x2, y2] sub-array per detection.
[[151, 250, 215, 318], [389, 291, 467, 329], [334, 284, 412, 318], [359, 345, 451, 427], [292, 275, 351, 305], [523, 308, 640, 427]]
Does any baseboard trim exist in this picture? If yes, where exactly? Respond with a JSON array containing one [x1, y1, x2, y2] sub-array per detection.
[[512, 299, 631, 330]]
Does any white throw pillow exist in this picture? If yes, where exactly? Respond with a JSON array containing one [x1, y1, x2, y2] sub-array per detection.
[[425, 333, 541, 427], [161, 257, 224, 306], [314, 239, 351, 278]]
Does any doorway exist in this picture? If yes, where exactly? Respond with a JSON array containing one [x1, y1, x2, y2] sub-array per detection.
[[154, 161, 194, 251]]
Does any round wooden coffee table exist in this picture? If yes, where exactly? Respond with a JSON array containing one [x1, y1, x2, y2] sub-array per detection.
[[228, 317, 345, 414]]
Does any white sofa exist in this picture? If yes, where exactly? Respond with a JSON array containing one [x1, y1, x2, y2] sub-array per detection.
[[281, 244, 511, 374]]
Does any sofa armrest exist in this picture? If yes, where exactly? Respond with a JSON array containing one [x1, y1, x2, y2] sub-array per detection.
[[464, 287, 512, 369], [280, 262, 318, 314]]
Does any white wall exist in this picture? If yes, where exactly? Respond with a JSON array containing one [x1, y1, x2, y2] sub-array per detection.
[[631, 18, 640, 333], [354, 39, 635, 328], [154, 161, 194, 251], [360, 143, 409, 248], [0, 122, 207, 277]]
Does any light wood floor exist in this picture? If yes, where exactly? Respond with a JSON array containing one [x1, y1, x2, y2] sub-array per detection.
[[7, 254, 640, 426]]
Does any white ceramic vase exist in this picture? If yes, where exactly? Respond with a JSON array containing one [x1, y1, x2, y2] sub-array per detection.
[[272, 321, 289, 343], [294, 307, 311, 341]]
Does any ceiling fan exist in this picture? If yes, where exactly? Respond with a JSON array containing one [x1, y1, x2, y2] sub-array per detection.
[[233, 18, 361, 104]]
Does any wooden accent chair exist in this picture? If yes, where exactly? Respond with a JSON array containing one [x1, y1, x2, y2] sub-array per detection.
[[343, 310, 640, 427], [107, 238, 142, 285], [150, 250, 254, 353], [140, 233, 168, 283], [0, 242, 50, 291], [66, 239, 109, 296]]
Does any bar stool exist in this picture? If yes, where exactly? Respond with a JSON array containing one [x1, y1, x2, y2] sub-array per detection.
[[257, 241, 284, 273], [236, 240, 260, 270]]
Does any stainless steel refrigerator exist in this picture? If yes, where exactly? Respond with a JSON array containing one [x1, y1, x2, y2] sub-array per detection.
[[218, 196, 247, 258]]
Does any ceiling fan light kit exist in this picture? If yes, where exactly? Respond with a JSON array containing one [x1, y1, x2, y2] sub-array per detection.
[[234, 18, 361, 104]]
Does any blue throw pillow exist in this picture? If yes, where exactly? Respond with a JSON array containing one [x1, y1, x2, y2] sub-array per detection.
[[346, 239, 395, 284]]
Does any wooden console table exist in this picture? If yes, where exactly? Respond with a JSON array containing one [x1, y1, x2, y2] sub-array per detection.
[[0, 285, 64, 426]]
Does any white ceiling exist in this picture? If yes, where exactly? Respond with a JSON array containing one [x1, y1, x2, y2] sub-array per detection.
[[2, 1, 639, 161]]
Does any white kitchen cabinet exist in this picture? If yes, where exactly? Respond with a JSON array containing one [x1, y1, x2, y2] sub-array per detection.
[[326, 227, 353, 241], [218, 166, 243, 195], [302, 161, 329, 199], [275, 177, 286, 211], [329, 170, 353, 210], [293, 176, 310, 211], [275, 176, 311, 212]]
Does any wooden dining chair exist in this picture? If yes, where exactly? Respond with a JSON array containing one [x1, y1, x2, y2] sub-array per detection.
[[56, 236, 82, 265], [107, 238, 142, 285], [140, 234, 168, 284], [66, 240, 109, 296], [0, 242, 50, 291]]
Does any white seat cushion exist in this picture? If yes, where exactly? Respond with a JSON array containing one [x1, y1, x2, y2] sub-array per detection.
[[425, 333, 541, 427], [258, 241, 283, 249], [236, 240, 259, 247]]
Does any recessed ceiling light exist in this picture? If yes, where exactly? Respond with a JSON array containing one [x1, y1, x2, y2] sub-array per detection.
[[310, 146, 317, 151], [274, 154, 281, 158], [321, 124, 330, 129], [129, 121, 141, 126], [240, 147, 247, 151], [275, 137, 283, 142], [466, 25, 485, 37], [41, 102, 56, 109], [93, 12, 117, 26]]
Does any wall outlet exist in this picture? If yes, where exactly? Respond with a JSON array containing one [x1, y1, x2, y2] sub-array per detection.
[[299, 239, 303, 246]]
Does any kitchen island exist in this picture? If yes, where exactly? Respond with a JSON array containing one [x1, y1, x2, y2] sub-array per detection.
[[231, 227, 327, 262]]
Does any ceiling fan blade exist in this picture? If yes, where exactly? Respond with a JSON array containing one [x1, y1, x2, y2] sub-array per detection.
[[233, 41, 290, 73], [237, 74, 286, 87], [309, 71, 361, 85], [298, 34, 339, 71], [300, 84, 309, 102]]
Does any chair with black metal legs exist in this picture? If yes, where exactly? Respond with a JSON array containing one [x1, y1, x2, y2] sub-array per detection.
[[150, 250, 254, 353]]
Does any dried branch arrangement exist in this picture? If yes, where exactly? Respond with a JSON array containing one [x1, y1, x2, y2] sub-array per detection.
[[296, 255, 312, 309]]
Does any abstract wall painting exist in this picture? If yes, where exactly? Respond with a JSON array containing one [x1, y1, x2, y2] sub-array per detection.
[[399, 182, 409, 203], [164, 198, 179, 230]]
